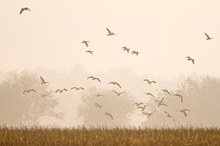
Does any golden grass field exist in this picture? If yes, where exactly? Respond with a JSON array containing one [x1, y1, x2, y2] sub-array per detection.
[[0, 127, 220, 146]]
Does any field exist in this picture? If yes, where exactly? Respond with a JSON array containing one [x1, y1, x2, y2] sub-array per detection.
[[0, 127, 220, 146]]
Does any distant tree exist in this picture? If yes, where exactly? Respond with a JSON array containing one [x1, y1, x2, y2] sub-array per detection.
[[0, 71, 61, 126], [77, 87, 136, 128]]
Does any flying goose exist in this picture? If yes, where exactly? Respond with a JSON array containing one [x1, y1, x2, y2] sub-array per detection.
[[176, 109, 192, 117], [85, 50, 94, 55], [87, 76, 101, 82], [23, 89, 36, 94], [108, 82, 121, 88], [40, 76, 48, 85], [173, 93, 183, 103], [122, 47, 130, 53], [106, 28, 115, 36], [144, 92, 155, 97], [185, 56, 195, 64], [143, 79, 156, 84], [131, 51, 139, 56], [162, 89, 171, 95], [55, 88, 68, 93], [20, 7, 31, 15], [142, 110, 157, 118], [70, 87, 84, 90], [164, 111, 175, 121], [104, 112, 114, 120], [82, 40, 89, 47], [204, 32, 213, 40], [112, 90, 125, 96], [94, 103, 102, 109]]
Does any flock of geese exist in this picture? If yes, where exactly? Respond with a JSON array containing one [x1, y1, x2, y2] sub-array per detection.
[[20, 7, 213, 122]]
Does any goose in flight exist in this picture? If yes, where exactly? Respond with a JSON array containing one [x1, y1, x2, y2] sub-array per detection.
[[173, 93, 183, 103], [85, 50, 94, 55], [122, 47, 130, 53], [23, 89, 36, 94], [134, 102, 144, 106], [164, 111, 175, 121], [70, 87, 84, 90], [143, 79, 156, 84], [55, 88, 68, 93], [112, 90, 125, 96], [176, 109, 192, 117], [131, 51, 139, 56], [82, 40, 89, 47], [158, 98, 168, 106], [144, 92, 155, 97], [142, 110, 157, 118], [19, 7, 31, 15], [40, 76, 48, 85], [162, 89, 171, 95], [106, 28, 115, 36], [137, 105, 147, 111], [185, 56, 195, 64], [87, 76, 101, 82], [94, 103, 102, 109], [204, 32, 213, 40], [94, 94, 105, 97], [104, 112, 114, 120], [108, 82, 121, 88]]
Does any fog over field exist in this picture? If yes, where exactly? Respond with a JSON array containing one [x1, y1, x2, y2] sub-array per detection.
[[0, 0, 220, 128]]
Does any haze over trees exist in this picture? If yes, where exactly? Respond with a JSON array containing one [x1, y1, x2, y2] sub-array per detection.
[[0, 71, 61, 127]]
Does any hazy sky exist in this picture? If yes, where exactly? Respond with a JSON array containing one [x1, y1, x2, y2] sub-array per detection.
[[0, 0, 220, 79]]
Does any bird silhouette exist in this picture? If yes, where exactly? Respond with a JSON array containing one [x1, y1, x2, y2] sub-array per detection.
[[185, 56, 195, 64], [131, 51, 139, 56], [104, 112, 114, 120], [70, 87, 84, 90], [144, 92, 155, 97], [40, 76, 48, 85], [164, 111, 175, 121], [55, 88, 68, 93], [173, 93, 183, 103], [176, 109, 192, 117], [204, 32, 213, 40], [112, 90, 125, 96], [162, 89, 171, 95], [137, 105, 147, 111], [82, 40, 89, 47], [85, 50, 94, 55], [106, 28, 115, 36], [108, 82, 121, 88], [94, 103, 102, 109], [134, 102, 144, 106], [122, 47, 130, 53], [143, 79, 156, 84], [142, 110, 157, 118], [94, 94, 105, 97], [158, 98, 168, 106], [23, 89, 36, 94], [87, 76, 101, 82], [19, 7, 31, 15]]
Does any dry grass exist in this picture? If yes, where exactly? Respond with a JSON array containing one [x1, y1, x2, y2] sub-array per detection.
[[0, 127, 220, 146]]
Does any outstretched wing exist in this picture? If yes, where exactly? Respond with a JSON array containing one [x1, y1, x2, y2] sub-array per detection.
[[87, 76, 94, 80], [204, 32, 210, 38], [106, 28, 111, 34], [95, 78, 101, 82]]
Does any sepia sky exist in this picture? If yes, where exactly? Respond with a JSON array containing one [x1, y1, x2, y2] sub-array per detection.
[[0, 0, 220, 79]]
